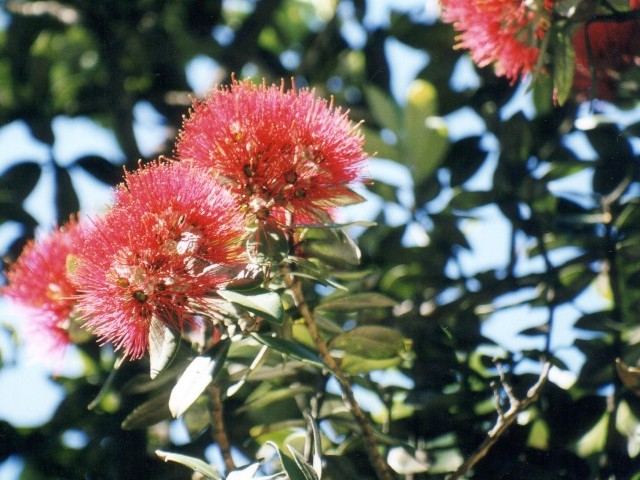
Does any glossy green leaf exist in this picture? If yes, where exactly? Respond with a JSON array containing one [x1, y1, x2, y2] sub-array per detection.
[[552, 29, 575, 106], [148, 316, 179, 379], [330, 326, 405, 359], [237, 386, 313, 414], [218, 287, 284, 326], [169, 340, 230, 418], [268, 442, 309, 480], [316, 293, 396, 312], [156, 450, 223, 479], [251, 333, 325, 369]]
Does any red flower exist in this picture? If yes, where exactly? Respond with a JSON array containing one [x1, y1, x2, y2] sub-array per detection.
[[70, 161, 244, 360], [3, 219, 82, 358], [175, 80, 367, 227], [440, 0, 554, 82], [572, 1, 640, 100]]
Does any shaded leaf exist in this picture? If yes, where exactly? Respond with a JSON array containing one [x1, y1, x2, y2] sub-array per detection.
[[122, 391, 172, 430], [75, 155, 123, 185], [54, 164, 80, 225], [0, 161, 41, 202]]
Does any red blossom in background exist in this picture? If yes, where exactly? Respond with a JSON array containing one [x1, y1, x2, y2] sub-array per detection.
[[175, 80, 367, 227], [440, 0, 554, 82], [3, 219, 82, 358], [70, 161, 245, 359], [572, 0, 640, 100]]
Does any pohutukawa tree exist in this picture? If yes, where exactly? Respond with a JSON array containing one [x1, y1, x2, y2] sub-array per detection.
[[4, 1, 640, 479]]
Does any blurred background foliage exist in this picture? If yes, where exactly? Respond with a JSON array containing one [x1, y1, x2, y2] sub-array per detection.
[[2, 0, 640, 479]]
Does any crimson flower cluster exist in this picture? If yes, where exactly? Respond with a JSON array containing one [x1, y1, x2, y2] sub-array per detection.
[[440, 0, 554, 82], [3, 80, 366, 361], [440, 0, 640, 102]]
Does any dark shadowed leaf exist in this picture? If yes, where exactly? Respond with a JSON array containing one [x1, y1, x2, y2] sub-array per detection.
[[0, 161, 41, 202], [54, 164, 80, 225], [122, 391, 172, 430], [75, 155, 123, 185]]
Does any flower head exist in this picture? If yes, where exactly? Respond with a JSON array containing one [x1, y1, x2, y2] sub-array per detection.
[[70, 161, 245, 359], [440, 0, 554, 82], [3, 218, 82, 358], [175, 80, 367, 227], [573, 1, 640, 100]]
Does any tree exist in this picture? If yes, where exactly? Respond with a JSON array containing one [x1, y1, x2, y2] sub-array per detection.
[[2, 1, 640, 479]]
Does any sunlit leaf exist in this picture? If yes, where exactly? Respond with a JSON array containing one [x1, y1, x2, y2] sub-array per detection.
[[156, 450, 223, 479], [218, 287, 284, 326], [169, 340, 230, 418], [148, 316, 179, 379], [251, 333, 325, 369], [317, 293, 396, 312]]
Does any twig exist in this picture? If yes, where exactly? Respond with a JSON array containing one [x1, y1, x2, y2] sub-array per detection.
[[449, 361, 551, 480], [284, 273, 395, 480], [207, 384, 236, 473]]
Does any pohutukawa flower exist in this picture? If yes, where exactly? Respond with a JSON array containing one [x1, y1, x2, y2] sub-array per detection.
[[440, 0, 554, 82], [3, 218, 83, 358], [70, 161, 245, 360], [572, 0, 640, 101], [175, 79, 367, 227]]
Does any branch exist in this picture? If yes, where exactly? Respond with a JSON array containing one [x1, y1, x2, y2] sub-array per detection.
[[449, 361, 551, 480], [284, 273, 395, 480], [207, 384, 236, 473]]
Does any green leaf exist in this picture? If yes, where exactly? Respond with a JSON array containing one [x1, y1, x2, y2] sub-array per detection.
[[75, 155, 123, 185], [54, 164, 80, 225], [169, 340, 230, 418], [552, 27, 575, 106], [362, 125, 399, 160], [226, 463, 262, 480], [287, 445, 320, 480], [251, 333, 325, 369], [218, 287, 284, 326], [316, 293, 396, 312], [268, 442, 309, 480], [121, 392, 172, 430], [155, 450, 223, 479], [364, 84, 401, 133], [303, 230, 361, 267], [237, 386, 313, 414], [0, 161, 41, 202], [148, 316, 179, 379], [303, 411, 323, 480], [403, 79, 448, 183], [330, 326, 405, 358], [616, 358, 640, 396]]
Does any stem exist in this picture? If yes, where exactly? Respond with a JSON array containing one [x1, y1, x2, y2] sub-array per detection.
[[449, 361, 551, 480], [284, 273, 395, 480], [207, 384, 236, 473]]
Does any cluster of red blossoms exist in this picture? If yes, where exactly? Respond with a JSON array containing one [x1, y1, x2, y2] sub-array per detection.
[[440, 0, 640, 100], [3, 80, 367, 361]]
